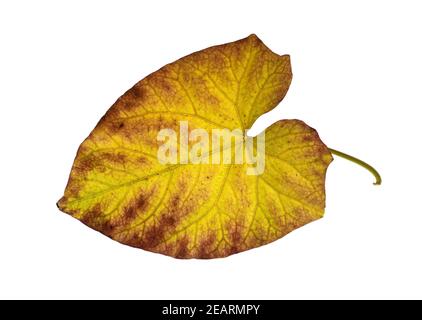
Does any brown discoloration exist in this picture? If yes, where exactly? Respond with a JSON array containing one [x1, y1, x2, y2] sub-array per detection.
[[101, 152, 127, 164], [98, 220, 118, 236], [226, 219, 246, 255], [285, 207, 316, 232], [107, 116, 176, 147], [124, 224, 156, 249], [95, 107, 121, 128], [138, 214, 171, 249], [197, 231, 217, 259], [174, 235, 190, 258], [136, 156, 150, 165], [267, 200, 283, 229], [130, 212, 178, 250], [160, 241, 176, 256], [127, 188, 197, 251], [130, 84, 146, 100], [74, 154, 99, 173], [80, 204, 102, 225], [123, 206, 136, 221], [147, 71, 177, 99], [301, 134, 316, 143], [113, 84, 147, 112], [190, 76, 221, 108], [208, 51, 226, 70], [124, 232, 142, 248], [123, 188, 156, 222], [135, 193, 151, 212], [250, 220, 267, 245], [107, 120, 124, 133], [161, 211, 178, 228], [80, 204, 117, 236]]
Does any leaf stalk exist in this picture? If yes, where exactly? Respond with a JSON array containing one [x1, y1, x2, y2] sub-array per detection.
[[328, 148, 382, 185]]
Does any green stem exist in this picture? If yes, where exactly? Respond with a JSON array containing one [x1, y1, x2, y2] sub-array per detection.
[[328, 148, 382, 185]]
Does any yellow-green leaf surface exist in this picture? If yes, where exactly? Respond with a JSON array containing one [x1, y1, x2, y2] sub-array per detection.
[[57, 34, 333, 258]]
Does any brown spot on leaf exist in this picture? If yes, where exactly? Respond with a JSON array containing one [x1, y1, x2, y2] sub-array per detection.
[[139, 219, 166, 249], [302, 134, 315, 142], [116, 84, 147, 112], [124, 206, 136, 221], [131, 85, 146, 99], [174, 235, 190, 258], [123, 188, 155, 222], [226, 218, 245, 255], [108, 120, 126, 133], [80, 204, 117, 235], [286, 207, 315, 232], [267, 199, 283, 229], [75, 154, 99, 173], [131, 190, 196, 250], [197, 231, 217, 259], [136, 156, 150, 165], [101, 152, 127, 164]]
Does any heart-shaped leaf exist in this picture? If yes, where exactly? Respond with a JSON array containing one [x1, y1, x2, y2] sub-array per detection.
[[57, 34, 333, 258]]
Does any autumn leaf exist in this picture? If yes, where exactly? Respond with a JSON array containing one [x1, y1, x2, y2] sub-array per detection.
[[57, 34, 334, 259]]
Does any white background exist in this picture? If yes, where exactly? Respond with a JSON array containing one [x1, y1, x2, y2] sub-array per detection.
[[1, 0, 421, 299]]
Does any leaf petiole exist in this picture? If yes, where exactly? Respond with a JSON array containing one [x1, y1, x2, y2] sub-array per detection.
[[328, 148, 382, 185]]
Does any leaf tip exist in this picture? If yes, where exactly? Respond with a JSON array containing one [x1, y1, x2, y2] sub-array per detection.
[[56, 197, 66, 211], [247, 33, 259, 39]]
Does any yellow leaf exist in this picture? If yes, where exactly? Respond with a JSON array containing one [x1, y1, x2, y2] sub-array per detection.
[[57, 34, 333, 258]]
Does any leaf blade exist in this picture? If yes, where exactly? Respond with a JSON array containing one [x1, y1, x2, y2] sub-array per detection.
[[58, 35, 332, 258]]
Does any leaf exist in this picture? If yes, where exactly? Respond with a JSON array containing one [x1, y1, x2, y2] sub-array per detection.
[[57, 34, 333, 259]]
